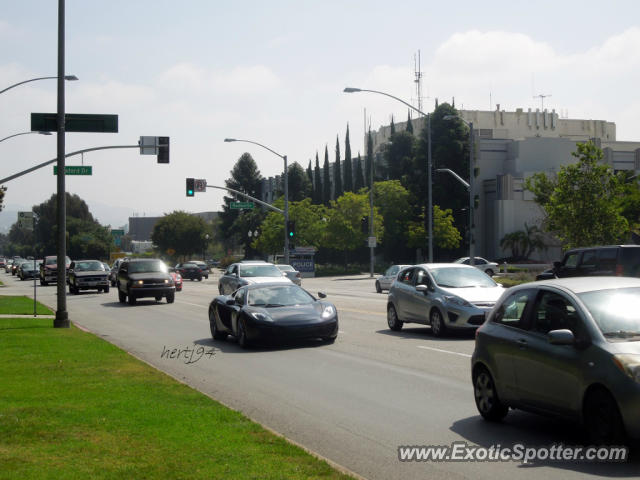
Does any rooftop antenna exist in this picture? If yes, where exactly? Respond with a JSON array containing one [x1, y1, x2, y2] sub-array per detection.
[[534, 93, 552, 110], [413, 50, 424, 112]]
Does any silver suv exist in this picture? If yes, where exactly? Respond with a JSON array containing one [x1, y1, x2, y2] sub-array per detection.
[[386, 263, 504, 336], [218, 261, 291, 295]]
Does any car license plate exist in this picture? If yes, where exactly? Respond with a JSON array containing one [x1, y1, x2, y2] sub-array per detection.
[[87, 281, 97, 286]]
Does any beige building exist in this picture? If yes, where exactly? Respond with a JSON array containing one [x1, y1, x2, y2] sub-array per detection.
[[369, 107, 640, 261]]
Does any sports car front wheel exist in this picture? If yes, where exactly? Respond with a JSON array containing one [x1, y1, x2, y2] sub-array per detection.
[[236, 318, 250, 349]]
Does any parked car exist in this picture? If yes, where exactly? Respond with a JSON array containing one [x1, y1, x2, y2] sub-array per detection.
[[536, 245, 640, 280], [39, 255, 71, 286], [376, 264, 411, 293], [472, 276, 640, 444], [218, 261, 292, 295], [175, 262, 203, 281], [208, 282, 338, 348], [276, 264, 302, 286], [0, 258, 6, 269], [117, 258, 175, 305], [18, 260, 41, 280], [4, 259, 13, 273], [168, 269, 183, 292], [453, 257, 500, 276], [188, 260, 210, 279], [68, 260, 110, 294], [387, 263, 505, 337]]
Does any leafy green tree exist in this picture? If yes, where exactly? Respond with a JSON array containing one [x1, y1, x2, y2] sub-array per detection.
[[324, 191, 383, 265], [343, 124, 353, 193], [252, 198, 327, 255], [278, 162, 311, 201], [334, 135, 343, 199], [32, 193, 113, 259], [373, 180, 412, 261], [313, 152, 322, 204], [616, 171, 640, 234], [323, 145, 331, 205], [407, 205, 461, 251], [525, 140, 628, 249], [0, 186, 7, 213], [354, 153, 364, 191], [152, 211, 210, 261], [219, 153, 264, 253]]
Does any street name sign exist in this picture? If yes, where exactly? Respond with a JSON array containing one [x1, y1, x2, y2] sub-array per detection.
[[31, 113, 118, 133], [53, 165, 93, 175], [194, 179, 207, 192], [230, 201, 254, 209]]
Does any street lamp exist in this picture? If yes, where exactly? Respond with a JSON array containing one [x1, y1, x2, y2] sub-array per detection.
[[224, 138, 290, 264], [0, 75, 78, 96], [443, 114, 474, 266], [344, 87, 434, 263], [0, 131, 52, 143]]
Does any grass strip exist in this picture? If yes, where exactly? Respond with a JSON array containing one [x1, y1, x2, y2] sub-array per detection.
[[0, 295, 54, 315], [0, 318, 354, 480]]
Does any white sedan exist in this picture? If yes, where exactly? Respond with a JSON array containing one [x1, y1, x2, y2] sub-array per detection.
[[453, 257, 499, 276]]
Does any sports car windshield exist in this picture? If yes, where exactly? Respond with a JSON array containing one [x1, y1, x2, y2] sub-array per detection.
[[240, 265, 283, 278], [430, 266, 496, 288], [578, 287, 640, 340], [248, 285, 314, 306]]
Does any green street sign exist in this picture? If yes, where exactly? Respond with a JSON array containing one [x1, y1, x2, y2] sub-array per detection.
[[53, 165, 93, 175], [230, 201, 254, 209], [31, 113, 118, 133]]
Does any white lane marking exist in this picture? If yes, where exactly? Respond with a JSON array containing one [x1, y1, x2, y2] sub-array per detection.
[[177, 300, 208, 308], [338, 330, 346, 334], [417, 345, 472, 358]]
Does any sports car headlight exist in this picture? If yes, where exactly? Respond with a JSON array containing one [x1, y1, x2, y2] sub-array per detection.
[[322, 305, 336, 319], [251, 312, 273, 322], [444, 295, 472, 307], [613, 354, 640, 383]]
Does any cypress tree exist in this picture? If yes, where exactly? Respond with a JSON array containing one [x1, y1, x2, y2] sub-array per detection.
[[354, 153, 364, 191], [334, 135, 343, 199], [323, 145, 331, 205], [306, 160, 314, 200], [314, 152, 322, 204], [406, 110, 413, 134], [365, 129, 373, 188], [343, 123, 353, 193], [390, 115, 396, 135]]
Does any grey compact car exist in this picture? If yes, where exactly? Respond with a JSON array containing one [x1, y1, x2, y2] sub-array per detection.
[[218, 261, 292, 295], [472, 276, 640, 444], [387, 263, 504, 336], [376, 264, 411, 293]]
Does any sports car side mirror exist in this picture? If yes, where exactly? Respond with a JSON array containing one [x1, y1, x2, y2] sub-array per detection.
[[226, 298, 236, 305], [318, 292, 327, 298]]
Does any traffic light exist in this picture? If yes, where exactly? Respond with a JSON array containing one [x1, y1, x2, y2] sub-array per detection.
[[186, 178, 195, 197], [361, 216, 369, 234], [157, 136, 170, 163], [287, 220, 296, 248]]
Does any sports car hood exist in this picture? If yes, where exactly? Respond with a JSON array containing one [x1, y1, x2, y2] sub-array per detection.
[[250, 303, 329, 325], [246, 277, 292, 285], [439, 286, 504, 303]]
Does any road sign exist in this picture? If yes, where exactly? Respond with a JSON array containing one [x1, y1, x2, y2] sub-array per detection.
[[31, 113, 118, 133], [18, 211, 34, 230], [139, 136, 158, 155], [194, 179, 207, 192], [368, 236, 377, 248], [53, 165, 93, 175], [230, 201, 254, 209], [111, 229, 125, 247]]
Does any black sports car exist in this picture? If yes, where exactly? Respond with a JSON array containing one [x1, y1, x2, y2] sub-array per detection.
[[208, 282, 338, 348]]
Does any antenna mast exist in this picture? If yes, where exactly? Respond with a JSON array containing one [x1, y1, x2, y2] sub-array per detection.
[[533, 93, 552, 110], [414, 50, 423, 112]]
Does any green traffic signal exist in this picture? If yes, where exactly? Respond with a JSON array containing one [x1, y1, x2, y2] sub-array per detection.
[[186, 178, 195, 197]]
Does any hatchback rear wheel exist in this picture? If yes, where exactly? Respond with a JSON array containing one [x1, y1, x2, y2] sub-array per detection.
[[584, 388, 626, 445], [473, 366, 508, 421]]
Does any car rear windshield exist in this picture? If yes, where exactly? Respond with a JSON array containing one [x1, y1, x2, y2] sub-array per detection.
[[240, 265, 283, 277], [430, 266, 497, 288], [579, 287, 640, 340], [75, 261, 104, 271], [128, 260, 168, 274]]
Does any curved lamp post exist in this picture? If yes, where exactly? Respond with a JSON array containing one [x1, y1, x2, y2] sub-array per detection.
[[224, 138, 290, 264], [0, 75, 78, 96], [344, 87, 433, 263], [443, 114, 474, 266], [0, 131, 52, 144]]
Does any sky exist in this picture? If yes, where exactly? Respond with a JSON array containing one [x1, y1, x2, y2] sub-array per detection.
[[1, 0, 639, 230]]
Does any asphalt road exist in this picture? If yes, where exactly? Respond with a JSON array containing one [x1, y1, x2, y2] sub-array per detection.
[[6, 271, 638, 480]]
